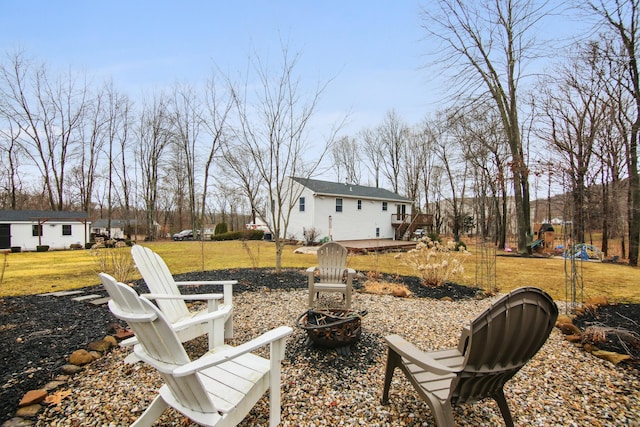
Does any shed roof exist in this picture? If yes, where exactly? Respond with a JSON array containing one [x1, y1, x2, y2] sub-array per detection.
[[290, 177, 412, 202], [0, 210, 89, 222], [91, 219, 142, 228]]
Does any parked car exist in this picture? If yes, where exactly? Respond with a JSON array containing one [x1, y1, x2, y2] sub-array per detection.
[[172, 229, 194, 241]]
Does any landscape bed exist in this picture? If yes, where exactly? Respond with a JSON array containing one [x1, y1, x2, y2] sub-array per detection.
[[0, 268, 638, 425]]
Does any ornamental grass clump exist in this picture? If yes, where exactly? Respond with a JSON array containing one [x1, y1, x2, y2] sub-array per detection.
[[396, 237, 469, 287], [90, 243, 137, 283]]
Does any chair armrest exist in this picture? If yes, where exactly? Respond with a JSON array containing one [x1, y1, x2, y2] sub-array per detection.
[[171, 305, 232, 331], [142, 292, 223, 301], [385, 334, 460, 375], [174, 326, 293, 376], [174, 281, 235, 306], [306, 266, 318, 274], [175, 280, 237, 286]]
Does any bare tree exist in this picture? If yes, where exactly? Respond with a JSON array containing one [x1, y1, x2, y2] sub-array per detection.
[[171, 82, 202, 233], [138, 92, 172, 241], [226, 44, 342, 272], [434, 111, 469, 242], [201, 72, 233, 229], [378, 109, 407, 193], [360, 127, 385, 187], [332, 135, 361, 184], [401, 125, 430, 208], [0, 52, 88, 210], [102, 81, 132, 238], [0, 120, 23, 209], [537, 41, 609, 245], [422, 0, 549, 254], [451, 104, 510, 247], [585, 0, 640, 264]]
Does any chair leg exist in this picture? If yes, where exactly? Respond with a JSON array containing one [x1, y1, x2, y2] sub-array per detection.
[[431, 400, 456, 427], [131, 395, 168, 427], [493, 389, 515, 427], [224, 314, 234, 339], [381, 348, 401, 403]]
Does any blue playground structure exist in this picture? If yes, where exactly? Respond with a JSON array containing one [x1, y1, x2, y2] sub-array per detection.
[[563, 243, 603, 261]]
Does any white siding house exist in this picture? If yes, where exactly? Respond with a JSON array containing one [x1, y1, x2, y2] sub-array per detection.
[[286, 177, 413, 241], [0, 210, 90, 251]]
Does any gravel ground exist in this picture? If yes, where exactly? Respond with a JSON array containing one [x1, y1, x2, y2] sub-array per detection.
[[2, 268, 639, 426]]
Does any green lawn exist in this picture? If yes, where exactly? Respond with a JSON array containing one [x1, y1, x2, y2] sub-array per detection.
[[1, 240, 638, 303]]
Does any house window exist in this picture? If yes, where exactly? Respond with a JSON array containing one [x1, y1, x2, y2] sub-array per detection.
[[299, 197, 305, 212], [357, 200, 362, 210], [62, 224, 72, 236], [376, 227, 380, 237], [382, 201, 388, 211], [32, 224, 43, 237], [336, 198, 343, 212]]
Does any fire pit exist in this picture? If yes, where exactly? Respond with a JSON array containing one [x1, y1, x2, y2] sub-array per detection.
[[296, 308, 367, 348]]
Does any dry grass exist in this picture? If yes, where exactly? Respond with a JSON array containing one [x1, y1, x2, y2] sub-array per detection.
[[1, 240, 639, 304]]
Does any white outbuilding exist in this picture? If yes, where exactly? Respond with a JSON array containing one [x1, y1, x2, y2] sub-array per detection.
[[0, 210, 91, 251]]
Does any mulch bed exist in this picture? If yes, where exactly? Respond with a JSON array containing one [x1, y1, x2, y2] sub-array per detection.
[[0, 268, 638, 423]]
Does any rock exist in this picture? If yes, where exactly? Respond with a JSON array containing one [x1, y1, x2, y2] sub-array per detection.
[[87, 339, 107, 352], [1, 416, 34, 426], [103, 335, 118, 347], [88, 336, 116, 352], [89, 351, 102, 360], [439, 296, 453, 302], [114, 328, 134, 340], [556, 314, 573, 325], [15, 404, 41, 418], [583, 343, 600, 353], [591, 349, 632, 365], [69, 349, 94, 366], [565, 334, 582, 343], [18, 390, 46, 407], [557, 322, 581, 335], [393, 288, 409, 298], [585, 296, 608, 309], [43, 380, 65, 391], [60, 364, 83, 375]]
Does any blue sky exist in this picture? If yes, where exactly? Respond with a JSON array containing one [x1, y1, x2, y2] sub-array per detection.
[[1, 1, 438, 135]]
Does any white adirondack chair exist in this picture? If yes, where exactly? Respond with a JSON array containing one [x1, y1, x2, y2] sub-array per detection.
[[100, 273, 292, 427], [130, 244, 237, 351], [306, 241, 355, 308]]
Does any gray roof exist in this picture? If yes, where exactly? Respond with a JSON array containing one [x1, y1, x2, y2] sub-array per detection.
[[91, 219, 141, 228], [291, 177, 412, 202], [0, 210, 89, 222]]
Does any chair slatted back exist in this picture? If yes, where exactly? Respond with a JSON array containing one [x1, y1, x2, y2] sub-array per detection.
[[99, 273, 216, 413], [131, 245, 190, 322], [317, 242, 348, 283], [452, 287, 558, 404]]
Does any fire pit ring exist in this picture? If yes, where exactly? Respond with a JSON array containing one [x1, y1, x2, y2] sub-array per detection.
[[296, 308, 367, 348]]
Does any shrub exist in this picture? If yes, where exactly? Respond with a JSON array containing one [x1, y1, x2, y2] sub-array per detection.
[[211, 229, 265, 241], [90, 245, 136, 283], [214, 223, 228, 235], [303, 227, 320, 246], [455, 240, 467, 251], [427, 231, 441, 243], [395, 236, 468, 287]]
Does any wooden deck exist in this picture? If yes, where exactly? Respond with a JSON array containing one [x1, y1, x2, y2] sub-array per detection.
[[335, 239, 417, 253]]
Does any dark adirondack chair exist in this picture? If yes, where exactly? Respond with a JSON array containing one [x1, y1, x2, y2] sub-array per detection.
[[382, 287, 558, 426]]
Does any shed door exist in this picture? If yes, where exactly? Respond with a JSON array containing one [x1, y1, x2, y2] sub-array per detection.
[[0, 224, 10, 249]]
